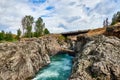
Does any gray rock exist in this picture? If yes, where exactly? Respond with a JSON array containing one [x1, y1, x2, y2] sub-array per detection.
[[0, 36, 65, 80], [70, 35, 120, 80]]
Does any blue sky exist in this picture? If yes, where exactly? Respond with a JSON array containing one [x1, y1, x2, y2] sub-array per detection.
[[0, 0, 120, 33]]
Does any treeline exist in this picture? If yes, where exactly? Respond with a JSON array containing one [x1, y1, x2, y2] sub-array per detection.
[[0, 15, 50, 42], [1, 11, 120, 42], [0, 31, 14, 41]]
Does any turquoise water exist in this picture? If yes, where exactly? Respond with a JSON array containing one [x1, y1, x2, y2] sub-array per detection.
[[33, 53, 73, 80]]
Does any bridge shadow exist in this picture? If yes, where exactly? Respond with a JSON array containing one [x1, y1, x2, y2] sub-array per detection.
[[61, 30, 89, 37], [58, 49, 75, 57]]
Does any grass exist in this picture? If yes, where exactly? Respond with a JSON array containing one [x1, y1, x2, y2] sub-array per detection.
[[0, 39, 18, 43]]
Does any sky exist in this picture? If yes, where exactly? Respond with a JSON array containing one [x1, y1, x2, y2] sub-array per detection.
[[0, 0, 120, 34]]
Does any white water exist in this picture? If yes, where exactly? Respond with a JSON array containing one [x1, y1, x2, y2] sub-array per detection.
[[33, 54, 73, 80]]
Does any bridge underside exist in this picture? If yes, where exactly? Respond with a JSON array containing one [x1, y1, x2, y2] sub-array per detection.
[[59, 49, 75, 56], [61, 30, 89, 37]]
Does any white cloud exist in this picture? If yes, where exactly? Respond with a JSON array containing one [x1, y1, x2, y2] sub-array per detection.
[[0, 0, 120, 34]]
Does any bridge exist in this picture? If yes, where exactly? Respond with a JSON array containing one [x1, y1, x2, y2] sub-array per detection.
[[61, 30, 89, 37], [58, 29, 90, 55], [61, 30, 89, 41]]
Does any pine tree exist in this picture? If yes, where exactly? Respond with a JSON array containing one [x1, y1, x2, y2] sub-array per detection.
[[111, 11, 120, 25]]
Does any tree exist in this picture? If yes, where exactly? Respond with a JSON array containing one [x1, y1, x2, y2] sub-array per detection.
[[21, 15, 34, 37], [0, 30, 5, 40], [0, 33, 3, 41], [5, 32, 13, 41], [21, 16, 49, 38], [26, 25, 32, 38], [22, 17, 27, 35], [16, 28, 21, 40], [103, 18, 109, 27], [34, 17, 45, 37], [44, 28, 50, 34], [111, 11, 120, 25], [103, 20, 106, 27]]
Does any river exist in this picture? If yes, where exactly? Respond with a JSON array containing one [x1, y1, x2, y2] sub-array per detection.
[[33, 53, 73, 80]]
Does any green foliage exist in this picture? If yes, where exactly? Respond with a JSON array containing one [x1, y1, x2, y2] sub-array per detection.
[[0, 30, 17, 42], [57, 35, 66, 45], [21, 15, 50, 38], [44, 28, 50, 34], [34, 17, 45, 37], [21, 15, 34, 38], [5, 32, 14, 41], [26, 26, 32, 38], [16, 28, 21, 40], [0, 15, 50, 42], [0, 30, 5, 40], [58, 35, 66, 41], [111, 11, 120, 25], [31, 32, 34, 38]]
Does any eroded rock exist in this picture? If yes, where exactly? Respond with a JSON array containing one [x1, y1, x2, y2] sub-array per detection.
[[70, 35, 120, 80], [0, 35, 66, 80]]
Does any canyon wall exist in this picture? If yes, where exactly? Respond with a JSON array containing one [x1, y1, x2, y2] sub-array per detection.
[[70, 30, 120, 80], [0, 35, 68, 80]]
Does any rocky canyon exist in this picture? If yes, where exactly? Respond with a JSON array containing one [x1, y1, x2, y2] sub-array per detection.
[[0, 24, 120, 80]]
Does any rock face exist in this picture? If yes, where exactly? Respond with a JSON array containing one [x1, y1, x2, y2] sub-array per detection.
[[70, 35, 120, 80], [0, 35, 66, 80]]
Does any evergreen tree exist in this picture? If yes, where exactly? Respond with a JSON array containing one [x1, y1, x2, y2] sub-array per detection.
[[111, 11, 120, 25], [44, 28, 50, 34]]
